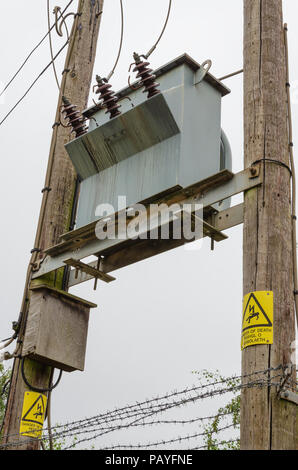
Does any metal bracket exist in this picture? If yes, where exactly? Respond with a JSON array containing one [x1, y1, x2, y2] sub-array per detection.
[[64, 258, 116, 284], [185, 211, 228, 242], [194, 60, 212, 86], [279, 390, 298, 405], [249, 166, 260, 178], [32, 167, 261, 283], [67, 204, 244, 288]]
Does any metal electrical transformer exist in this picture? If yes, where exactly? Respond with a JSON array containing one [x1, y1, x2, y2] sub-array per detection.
[[65, 54, 232, 229]]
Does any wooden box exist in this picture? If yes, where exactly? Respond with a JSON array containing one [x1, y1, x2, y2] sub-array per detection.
[[22, 285, 97, 372]]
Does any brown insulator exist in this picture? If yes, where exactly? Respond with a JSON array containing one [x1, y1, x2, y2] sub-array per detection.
[[132, 52, 160, 99], [61, 96, 87, 137], [94, 76, 121, 119]]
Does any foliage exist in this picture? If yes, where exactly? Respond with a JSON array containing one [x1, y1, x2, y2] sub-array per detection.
[[0, 364, 11, 432], [192, 369, 240, 450], [42, 426, 78, 450], [0, 367, 78, 450]]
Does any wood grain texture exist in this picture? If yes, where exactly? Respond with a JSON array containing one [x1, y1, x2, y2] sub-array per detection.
[[241, 0, 297, 450], [2, 0, 104, 450], [22, 288, 91, 372]]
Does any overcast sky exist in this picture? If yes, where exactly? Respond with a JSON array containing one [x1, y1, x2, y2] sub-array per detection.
[[0, 0, 297, 449]]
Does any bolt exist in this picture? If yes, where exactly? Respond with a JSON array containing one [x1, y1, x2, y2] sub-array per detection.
[[250, 167, 257, 176]]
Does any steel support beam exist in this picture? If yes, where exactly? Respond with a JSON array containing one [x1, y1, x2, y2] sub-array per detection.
[[32, 168, 260, 283]]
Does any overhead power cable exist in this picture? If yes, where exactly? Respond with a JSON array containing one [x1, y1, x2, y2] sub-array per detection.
[[144, 0, 172, 59], [0, 40, 69, 128], [284, 23, 298, 327], [47, 0, 61, 90], [106, 0, 124, 81], [219, 69, 243, 81], [0, 0, 74, 98]]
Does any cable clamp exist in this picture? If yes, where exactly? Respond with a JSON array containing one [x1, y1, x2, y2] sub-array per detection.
[[62, 68, 70, 75], [30, 248, 41, 254], [52, 121, 61, 129], [41, 186, 52, 193]]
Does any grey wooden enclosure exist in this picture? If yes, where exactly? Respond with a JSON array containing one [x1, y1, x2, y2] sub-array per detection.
[[22, 286, 97, 372]]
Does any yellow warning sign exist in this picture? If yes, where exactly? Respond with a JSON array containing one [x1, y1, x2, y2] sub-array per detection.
[[20, 391, 47, 439], [241, 291, 273, 350]]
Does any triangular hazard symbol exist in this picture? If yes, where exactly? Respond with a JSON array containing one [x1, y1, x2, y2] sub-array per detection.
[[22, 394, 46, 426], [242, 293, 273, 332]]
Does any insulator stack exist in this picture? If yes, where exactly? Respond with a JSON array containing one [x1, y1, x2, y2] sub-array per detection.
[[94, 76, 121, 119], [132, 52, 160, 99], [61, 96, 87, 137]]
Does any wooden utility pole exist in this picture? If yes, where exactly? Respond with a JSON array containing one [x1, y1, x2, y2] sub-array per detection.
[[242, 0, 297, 449], [2, 0, 104, 450]]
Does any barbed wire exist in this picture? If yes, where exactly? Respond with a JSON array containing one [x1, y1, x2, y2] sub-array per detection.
[[90, 423, 237, 451], [0, 366, 290, 450], [45, 365, 284, 433], [62, 375, 282, 450], [190, 438, 240, 450], [1, 374, 285, 447], [38, 370, 283, 445]]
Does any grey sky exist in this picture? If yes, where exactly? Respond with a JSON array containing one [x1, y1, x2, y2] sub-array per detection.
[[0, 0, 297, 449]]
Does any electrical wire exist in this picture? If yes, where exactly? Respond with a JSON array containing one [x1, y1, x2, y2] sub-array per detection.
[[0, 40, 69, 128], [47, 0, 61, 90], [1, 4, 85, 444], [106, 0, 124, 81], [284, 23, 298, 327], [20, 359, 63, 393], [0, 0, 74, 98], [54, 7, 74, 38], [0, 336, 16, 351], [144, 0, 172, 59], [219, 69, 243, 81], [46, 370, 54, 451]]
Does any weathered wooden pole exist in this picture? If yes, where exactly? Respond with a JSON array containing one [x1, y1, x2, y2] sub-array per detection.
[[2, 0, 104, 450], [241, 0, 297, 449]]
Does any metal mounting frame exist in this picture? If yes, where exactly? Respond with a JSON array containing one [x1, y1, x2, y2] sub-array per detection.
[[31, 166, 262, 287], [279, 390, 298, 405]]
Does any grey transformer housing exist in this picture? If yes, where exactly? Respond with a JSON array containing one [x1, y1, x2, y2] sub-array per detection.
[[65, 54, 232, 228]]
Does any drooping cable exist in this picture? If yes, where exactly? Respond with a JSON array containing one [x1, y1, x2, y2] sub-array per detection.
[[0, 0, 74, 98], [144, 0, 172, 59], [284, 23, 298, 327], [0, 40, 69, 128], [20, 358, 62, 393], [47, 0, 61, 90], [106, 0, 124, 81], [1, 4, 86, 445], [46, 369, 54, 451]]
